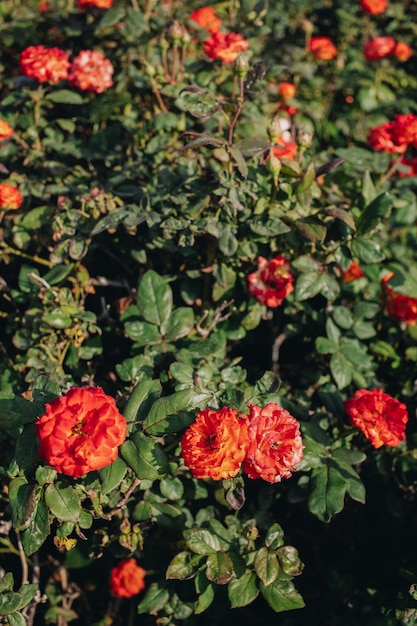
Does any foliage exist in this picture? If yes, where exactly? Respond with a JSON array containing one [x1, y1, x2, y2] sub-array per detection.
[[1, 0, 417, 625]]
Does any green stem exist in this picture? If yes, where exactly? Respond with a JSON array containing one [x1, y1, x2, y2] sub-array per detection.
[[3, 245, 53, 267]]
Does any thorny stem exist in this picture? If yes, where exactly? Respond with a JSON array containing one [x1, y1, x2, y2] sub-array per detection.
[[228, 77, 245, 146], [196, 300, 235, 337], [150, 78, 169, 113], [107, 478, 140, 518]]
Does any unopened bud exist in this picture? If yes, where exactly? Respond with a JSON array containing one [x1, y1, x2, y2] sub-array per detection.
[[235, 52, 250, 78], [268, 116, 291, 142], [168, 20, 183, 43]]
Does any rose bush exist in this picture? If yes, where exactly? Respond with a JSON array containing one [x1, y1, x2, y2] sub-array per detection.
[[1, 0, 417, 625]]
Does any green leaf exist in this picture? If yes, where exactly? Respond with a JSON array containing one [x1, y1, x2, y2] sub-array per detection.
[[0, 593, 22, 616], [120, 432, 168, 481], [124, 319, 161, 345], [42, 309, 72, 329], [0, 397, 37, 429], [166, 551, 204, 580], [21, 501, 49, 556], [137, 270, 173, 330], [332, 306, 354, 329], [123, 379, 162, 425], [356, 192, 393, 235], [308, 461, 348, 522], [8, 478, 38, 531], [95, 6, 126, 32], [44, 482, 81, 523], [97, 456, 127, 495], [229, 146, 248, 178], [212, 264, 236, 301], [295, 219, 327, 242], [0, 574, 13, 594], [164, 308, 195, 341], [265, 523, 285, 550], [15, 583, 37, 610], [330, 352, 352, 389], [260, 579, 305, 612], [142, 389, 210, 436], [294, 271, 324, 301], [184, 529, 222, 555], [316, 337, 338, 354], [277, 546, 304, 577], [138, 583, 170, 614], [254, 547, 280, 586], [194, 571, 215, 614], [297, 162, 316, 193], [160, 476, 184, 500], [206, 551, 234, 585], [7, 613, 27, 626], [228, 570, 259, 608], [46, 90, 84, 105], [352, 237, 385, 263]]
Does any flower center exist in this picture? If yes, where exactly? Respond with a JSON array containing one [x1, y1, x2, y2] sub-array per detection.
[[71, 420, 86, 437], [205, 433, 218, 449]]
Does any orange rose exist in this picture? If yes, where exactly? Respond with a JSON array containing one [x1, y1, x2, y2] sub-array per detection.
[[277, 82, 296, 100], [247, 255, 294, 307], [0, 183, 23, 210], [367, 121, 407, 154], [189, 6, 222, 34], [381, 273, 417, 325], [0, 120, 13, 142], [180, 407, 250, 480], [68, 50, 114, 94], [340, 261, 364, 283], [345, 388, 408, 448], [243, 403, 304, 483], [309, 37, 337, 60], [36, 386, 127, 477], [363, 36, 396, 60], [394, 42, 412, 61], [360, 0, 387, 13], [203, 32, 249, 63], [77, 0, 113, 7], [109, 559, 146, 598], [270, 138, 298, 160], [19, 45, 70, 83]]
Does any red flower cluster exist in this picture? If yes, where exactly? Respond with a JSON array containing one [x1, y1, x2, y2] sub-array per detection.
[[109, 559, 146, 598], [0, 120, 13, 142], [68, 50, 114, 93], [180, 404, 304, 484], [243, 404, 304, 483], [189, 6, 222, 33], [36, 386, 127, 477], [276, 82, 298, 116], [381, 273, 417, 325], [309, 37, 337, 60], [364, 36, 412, 61], [180, 407, 250, 480], [368, 113, 417, 154], [340, 261, 364, 283], [19, 45, 70, 84], [360, 0, 387, 14], [247, 255, 294, 307], [345, 388, 408, 448], [203, 32, 249, 63], [0, 183, 23, 210], [77, 0, 113, 7]]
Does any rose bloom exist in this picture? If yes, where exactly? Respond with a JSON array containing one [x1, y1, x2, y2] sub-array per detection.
[[180, 407, 250, 480], [345, 388, 408, 448], [271, 138, 298, 160], [363, 36, 396, 60], [360, 0, 387, 13], [243, 403, 304, 483], [109, 559, 146, 598], [19, 45, 70, 83], [0, 183, 23, 210], [381, 273, 417, 325], [394, 42, 412, 61], [68, 50, 114, 94], [247, 255, 294, 307], [77, 0, 113, 7], [397, 156, 417, 177], [368, 121, 407, 154], [278, 82, 296, 100], [340, 261, 364, 283], [189, 6, 222, 33], [36, 386, 127, 478], [0, 120, 13, 142], [390, 113, 417, 146], [309, 37, 337, 60], [203, 32, 249, 63]]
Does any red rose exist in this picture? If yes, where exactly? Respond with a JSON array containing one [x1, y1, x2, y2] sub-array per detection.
[[180, 407, 250, 480], [68, 50, 114, 94], [270, 138, 298, 160], [397, 156, 417, 178], [394, 42, 412, 61], [109, 559, 146, 598], [0, 120, 13, 142], [278, 82, 296, 100], [381, 273, 417, 325], [203, 32, 249, 63], [345, 388, 408, 448], [247, 255, 294, 307], [340, 261, 364, 283], [189, 6, 222, 34], [367, 121, 407, 154], [309, 37, 337, 60], [0, 183, 23, 210], [363, 36, 396, 60], [390, 114, 417, 146], [77, 0, 113, 7], [19, 45, 70, 83], [36, 386, 127, 477], [243, 403, 304, 483], [360, 0, 387, 14]]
